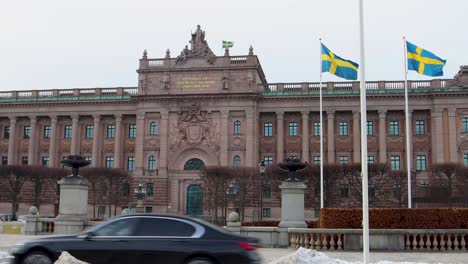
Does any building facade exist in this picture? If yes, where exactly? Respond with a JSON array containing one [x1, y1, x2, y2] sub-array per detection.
[[1, 27, 468, 218]]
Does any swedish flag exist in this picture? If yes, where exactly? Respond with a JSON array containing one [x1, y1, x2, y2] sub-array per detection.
[[222, 41, 234, 49], [406, 41, 446, 77], [321, 44, 359, 80]]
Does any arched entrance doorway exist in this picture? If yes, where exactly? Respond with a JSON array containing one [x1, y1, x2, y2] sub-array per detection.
[[186, 184, 203, 215], [183, 158, 205, 170]]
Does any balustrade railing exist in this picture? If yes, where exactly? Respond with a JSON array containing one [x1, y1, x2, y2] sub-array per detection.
[[39, 218, 55, 234]]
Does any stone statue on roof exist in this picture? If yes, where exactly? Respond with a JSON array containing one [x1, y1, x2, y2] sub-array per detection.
[[176, 25, 216, 65]]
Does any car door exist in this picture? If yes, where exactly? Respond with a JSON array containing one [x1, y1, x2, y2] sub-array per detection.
[[69, 217, 140, 264], [134, 216, 203, 264]]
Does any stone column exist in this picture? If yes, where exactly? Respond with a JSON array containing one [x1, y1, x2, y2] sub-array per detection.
[[220, 110, 229, 166], [135, 112, 145, 174], [301, 111, 309, 163], [352, 111, 360, 163], [7, 116, 17, 165], [91, 115, 101, 167], [55, 177, 89, 234], [71, 115, 80, 155], [245, 110, 254, 167], [378, 110, 387, 163], [278, 181, 307, 247], [327, 111, 335, 163], [431, 108, 444, 163], [276, 112, 284, 162], [448, 108, 458, 163], [159, 111, 169, 176], [114, 114, 123, 168], [28, 116, 38, 165], [49, 115, 58, 167]]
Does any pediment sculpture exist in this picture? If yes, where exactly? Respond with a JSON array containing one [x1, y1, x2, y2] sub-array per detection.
[[176, 25, 216, 65]]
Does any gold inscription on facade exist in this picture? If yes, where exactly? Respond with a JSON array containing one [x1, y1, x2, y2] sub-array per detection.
[[176, 76, 216, 89]]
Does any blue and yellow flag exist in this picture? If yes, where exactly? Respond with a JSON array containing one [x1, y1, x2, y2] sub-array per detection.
[[406, 41, 446, 77], [321, 44, 359, 80], [222, 41, 234, 49]]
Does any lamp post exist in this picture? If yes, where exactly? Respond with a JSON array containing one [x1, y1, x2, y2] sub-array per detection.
[[259, 160, 266, 221], [226, 181, 240, 213], [134, 181, 145, 213]]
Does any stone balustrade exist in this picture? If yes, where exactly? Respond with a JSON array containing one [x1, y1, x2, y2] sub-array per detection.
[[39, 218, 55, 234]]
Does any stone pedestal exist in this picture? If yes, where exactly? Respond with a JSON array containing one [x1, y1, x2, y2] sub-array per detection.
[[135, 200, 144, 213], [54, 176, 89, 234], [278, 181, 307, 247]]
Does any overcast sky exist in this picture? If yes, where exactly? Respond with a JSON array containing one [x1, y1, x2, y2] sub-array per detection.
[[1, 0, 466, 91]]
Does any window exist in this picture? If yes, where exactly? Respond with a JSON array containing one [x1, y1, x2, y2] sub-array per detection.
[[122, 182, 130, 196], [369, 184, 376, 200], [148, 155, 156, 171], [2, 157, 8, 165], [64, 125, 72, 138], [85, 125, 93, 138], [233, 155, 241, 168], [43, 126, 51, 139], [93, 218, 140, 236], [135, 218, 195, 237], [288, 122, 298, 136], [107, 124, 115, 138], [389, 121, 399, 135], [416, 155, 427, 172], [415, 120, 425, 135], [339, 156, 349, 164], [262, 208, 271, 218], [21, 157, 28, 165], [262, 186, 271, 199], [463, 117, 468, 133], [393, 184, 402, 200], [464, 154, 468, 167], [84, 156, 92, 163], [41, 156, 49, 166], [233, 120, 241, 134], [145, 207, 153, 213], [129, 124, 136, 138], [368, 156, 375, 164], [105, 156, 114, 168], [3, 126, 10, 139], [367, 121, 374, 136], [340, 184, 349, 198], [263, 122, 273, 137], [339, 121, 348, 136], [127, 157, 135, 171], [390, 156, 400, 170], [313, 122, 320, 136], [264, 156, 273, 165], [149, 122, 158, 135], [313, 156, 321, 164], [24, 126, 31, 139], [146, 183, 154, 196]]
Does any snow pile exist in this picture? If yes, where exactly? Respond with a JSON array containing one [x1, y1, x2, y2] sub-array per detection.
[[0, 251, 12, 264], [54, 251, 88, 264]]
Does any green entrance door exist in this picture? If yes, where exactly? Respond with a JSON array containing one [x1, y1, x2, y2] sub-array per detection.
[[186, 184, 203, 216]]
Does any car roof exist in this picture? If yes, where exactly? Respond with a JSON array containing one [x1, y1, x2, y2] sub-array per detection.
[[115, 214, 198, 221]]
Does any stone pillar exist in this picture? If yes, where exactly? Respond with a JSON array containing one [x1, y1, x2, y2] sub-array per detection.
[[54, 176, 89, 234], [327, 111, 335, 163], [448, 108, 458, 162], [49, 116, 58, 167], [245, 110, 254, 167], [278, 181, 307, 247], [28, 116, 38, 165], [301, 111, 309, 163], [352, 111, 361, 163], [114, 114, 123, 168], [220, 110, 229, 166], [91, 115, 101, 167], [276, 112, 284, 162], [135, 112, 145, 174], [71, 115, 80, 155], [7, 116, 17, 165], [431, 108, 444, 164], [159, 111, 169, 176], [378, 110, 387, 163]]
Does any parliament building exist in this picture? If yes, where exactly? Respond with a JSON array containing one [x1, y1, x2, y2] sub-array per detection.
[[1, 27, 468, 218]]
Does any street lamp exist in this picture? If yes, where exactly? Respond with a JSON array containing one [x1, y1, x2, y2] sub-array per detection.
[[134, 182, 145, 213], [258, 160, 266, 221]]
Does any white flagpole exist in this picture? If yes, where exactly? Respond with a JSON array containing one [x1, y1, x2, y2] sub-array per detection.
[[358, 0, 369, 263], [403, 37, 412, 208], [319, 38, 324, 209]]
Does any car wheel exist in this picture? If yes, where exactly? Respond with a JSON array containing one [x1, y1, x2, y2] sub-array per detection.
[[185, 257, 214, 264], [22, 251, 52, 264]]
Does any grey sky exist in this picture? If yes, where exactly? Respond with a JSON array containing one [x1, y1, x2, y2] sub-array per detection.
[[1, 0, 466, 91]]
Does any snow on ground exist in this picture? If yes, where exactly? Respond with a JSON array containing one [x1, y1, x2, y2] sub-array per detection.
[[0, 251, 11, 264]]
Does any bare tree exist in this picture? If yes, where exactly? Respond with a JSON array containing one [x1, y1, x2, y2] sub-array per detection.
[[431, 163, 462, 207], [200, 166, 232, 224], [230, 167, 258, 221], [0, 165, 30, 219], [101, 168, 129, 217], [345, 163, 390, 207], [388, 170, 407, 208], [80, 167, 108, 218]]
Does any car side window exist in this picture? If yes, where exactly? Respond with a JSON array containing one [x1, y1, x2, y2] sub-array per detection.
[[135, 218, 196, 237], [93, 218, 139, 236]]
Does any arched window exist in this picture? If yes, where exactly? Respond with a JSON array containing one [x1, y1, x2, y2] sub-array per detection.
[[148, 155, 156, 171], [233, 155, 241, 168], [233, 120, 241, 134], [184, 158, 205, 170], [149, 122, 158, 135]]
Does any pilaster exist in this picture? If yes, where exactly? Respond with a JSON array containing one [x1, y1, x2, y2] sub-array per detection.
[[49, 115, 58, 167], [220, 110, 229, 166], [352, 111, 360, 163], [378, 110, 387, 163], [301, 111, 309, 163], [28, 116, 38, 165], [7, 116, 17, 165], [276, 112, 284, 162], [114, 114, 123, 168], [431, 108, 444, 164], [92, 115, 101, 167], [71, 115, 80, 155], [327, 111, 335, 163], [447, 108, 458, 162]]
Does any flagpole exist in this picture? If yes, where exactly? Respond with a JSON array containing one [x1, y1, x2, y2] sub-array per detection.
[[319, 38, 324, 209], [403, 37, 412, 208], [358, 0, 369, 263]]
